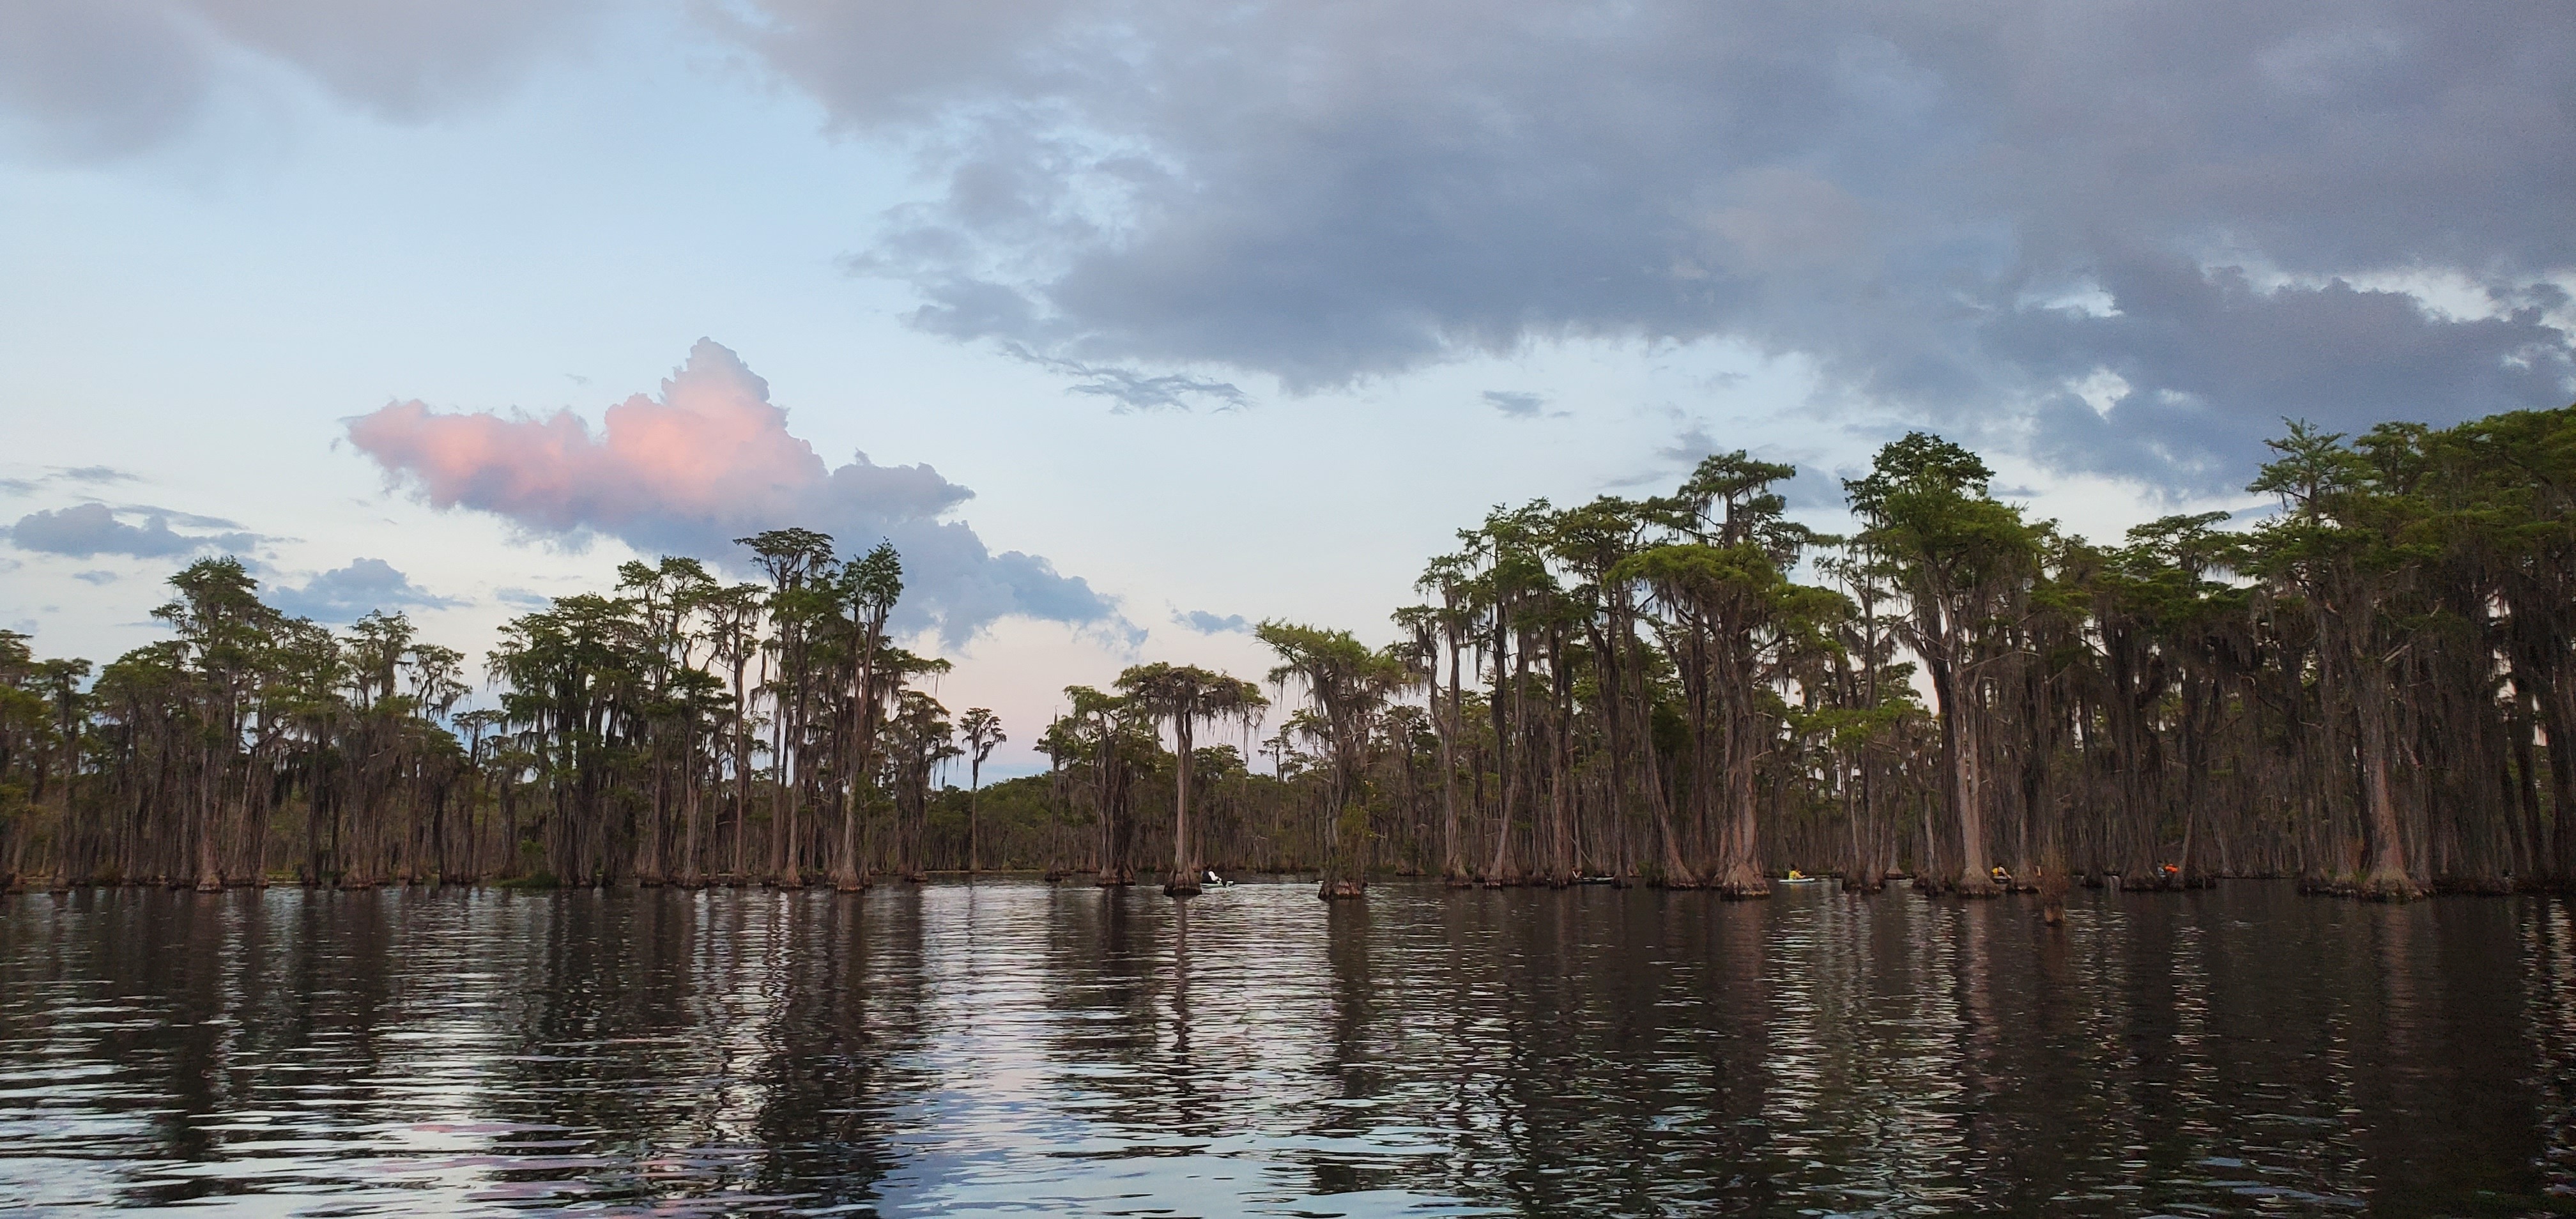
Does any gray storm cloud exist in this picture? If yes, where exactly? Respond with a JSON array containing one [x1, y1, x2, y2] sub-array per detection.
[[9, 2, 2569, 489], [724, 0, 2576, 487], [345, 339, 1127, 645], [0, 0, 601, 158]]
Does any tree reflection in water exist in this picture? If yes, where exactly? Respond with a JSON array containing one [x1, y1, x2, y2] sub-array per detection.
[[0, 881, 2570, 1216]]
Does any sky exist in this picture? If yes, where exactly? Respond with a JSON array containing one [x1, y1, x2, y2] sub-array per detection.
[[3, 1, 2571, 776]]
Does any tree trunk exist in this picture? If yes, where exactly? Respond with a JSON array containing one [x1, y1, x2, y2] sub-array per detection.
[[1927, 647, 1995, 896], [1168, 719, 1200, 895], [2354, 664, 2421, 900]]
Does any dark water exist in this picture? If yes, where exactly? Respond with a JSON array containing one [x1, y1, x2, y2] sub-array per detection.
[[3, 882, 2573, 1217]]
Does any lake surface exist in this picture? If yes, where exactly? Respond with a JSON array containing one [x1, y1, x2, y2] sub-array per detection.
[[3, 880, 2573, 1217]]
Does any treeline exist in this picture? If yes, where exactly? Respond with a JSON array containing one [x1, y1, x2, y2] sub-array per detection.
[[0, 532, 977, 893], [1286, 406, 2573, 905], [3, 406, 2570, 903], [0, 523, 1303, 896], [1316, 406, 2574, 905]]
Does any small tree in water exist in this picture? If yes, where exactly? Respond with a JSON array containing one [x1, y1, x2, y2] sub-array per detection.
[[958, 707, 1003, 872], [1116, 663, 1265, 896], [1256, 622, 1402, 900], [1844, 434, 2041, 898]]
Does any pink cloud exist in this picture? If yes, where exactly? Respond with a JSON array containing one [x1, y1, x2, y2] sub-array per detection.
[[347, 339, 1113, 641], [348, 339, 916, 528]]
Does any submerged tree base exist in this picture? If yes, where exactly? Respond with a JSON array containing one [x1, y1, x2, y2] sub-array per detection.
[[2299, 871, 2429, 901], [2358, 870, 2426, 901], [1317, 878, 1367, 900], [1703, 862, 1769, 899], [1914, 874, 2003, 898]]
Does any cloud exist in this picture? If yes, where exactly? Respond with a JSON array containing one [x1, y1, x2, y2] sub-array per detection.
[[111, 504, 249, 531], [1174, 608, 1249, 634], [1, 466, 139, 496], [4, 502, 263, 558], [2006, 260, 2576, 488], [1483, 390, 1545, 419], [1002, 344, 1248, 411], [72, 569, 116, 586], [348, 338, 1126, 643], [268, 558, 463, 623], [716, 1, 2575, 486], [0, 0, 603, 160], [1655, 420, 1719, 465]]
